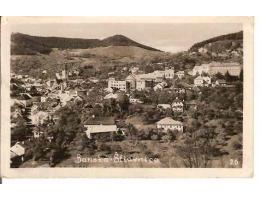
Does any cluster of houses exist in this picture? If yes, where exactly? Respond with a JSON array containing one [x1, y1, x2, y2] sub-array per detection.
[[10, 59, 243, 166], [157, 98, 184, 112], [191, 46, 243, 59], [108, 61, 241, 90], [191, 62, 242, 87], [108, 67, 178, 92], [83, 116, 184, 140]]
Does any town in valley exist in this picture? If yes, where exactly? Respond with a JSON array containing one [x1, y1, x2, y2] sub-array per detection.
[[10, 30, 244, 168]]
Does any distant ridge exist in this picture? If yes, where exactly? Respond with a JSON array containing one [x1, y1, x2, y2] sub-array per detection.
[[189, 31, 243, 52], [11, 33, 161, 55]]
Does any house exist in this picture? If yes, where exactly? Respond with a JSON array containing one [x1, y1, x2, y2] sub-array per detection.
[[65, 89, 78, 97], [30, 111, 49, 125], [191, 64, 210, 76], [74, 96, 83, 102], [158, 67, 175, 79], [104, 87, 114, 93], [157, 104, 171, 109], [172, 87, 185, 94], [84, 117, 118, 139], [10, 142, 25, 160], [194, 76, 211, 87], [11, 108, 23, 119], [171, 98, 184, 112], [186, 100, 198, 110], [59, 92, 74, 106], [108, 78, 127, 92], [215, 79, 227, 86], [125, 74, 138, 90], [130, 67, 139, 74], [89, 77, 99, 83], [125, 68, 174, 91], [76, 89, 87, 97], [84, 125, 118, 139], [192, 62, 242, 76], [198, 47, 208, 54], [20, 92, 33, 100], [41, 96, 47, 102], [129, 97, 143, 104], [156, 117, 183, 132], [176, 71, 185, 79], [55, 73, 62, 80], [208, 62, 241, 76], [152, 67, 175, 79], [104, 93, 118, 100], [153, 81, 167, 91]]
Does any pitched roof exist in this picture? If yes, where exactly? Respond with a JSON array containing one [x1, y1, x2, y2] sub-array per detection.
[[216, 79, 226, 83], [104, 93, 118, 99], [85, 117, 115, 125], [84, 125, 117, 134], [172, 98, 183, 103], [156, 117, 182, 125], [10, 142, 26, 157]]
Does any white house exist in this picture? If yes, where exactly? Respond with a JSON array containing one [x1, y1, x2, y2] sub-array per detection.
[[125, 68, 174, 91], [176, 71, 185, 79], [89, 77, 99, 83], [156, 117, 183, 132], [172, 98, 184, 112], [104, 93, 118, 100], [209, 62, 241, 76], [10, 142, 25, 160], [130, 67, 139, 74], [41, 96, 47, 102], [198, 47, 208, 54], [215, 79, 227, 86], [157, 104, 171, 109], [192, 64, 210, 76], [129, 97, 143, 104], [194, 76, 211, 87], [153, 81, 167, 91], [108, 78, 127, 91], [84, 125, 118, 139], [173, 87, 186, 94]]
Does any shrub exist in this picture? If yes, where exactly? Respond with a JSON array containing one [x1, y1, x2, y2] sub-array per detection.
[[99, 143, 111, 152], [151, 134, 159, 141], [111, 144, 122, 153], [232, 140, 242, 150]]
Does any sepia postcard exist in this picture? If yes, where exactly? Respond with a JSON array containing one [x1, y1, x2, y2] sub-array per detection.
[[0, 16, 254, 178]]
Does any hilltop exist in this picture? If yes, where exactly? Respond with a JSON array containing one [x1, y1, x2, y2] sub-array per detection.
[[190, 31, 242, 52], [11, 33, 160, 55], [188, 31, 243, 63]]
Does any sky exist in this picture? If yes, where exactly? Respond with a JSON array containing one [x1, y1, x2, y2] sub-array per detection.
[[11, 23, 242, 53]]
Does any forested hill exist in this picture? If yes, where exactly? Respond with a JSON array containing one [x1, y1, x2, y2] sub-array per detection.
[[189, 31, 243, 52], [11, 33, 160, 55]]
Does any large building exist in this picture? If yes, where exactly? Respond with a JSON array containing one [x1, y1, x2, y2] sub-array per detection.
[[108, 78, 128, 92], [191, 62, 242, 76], [209, 62, 241, 76], [192, 64, 210, 76], [125, 67, 174, 91], [84, 117, 118, 140]]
